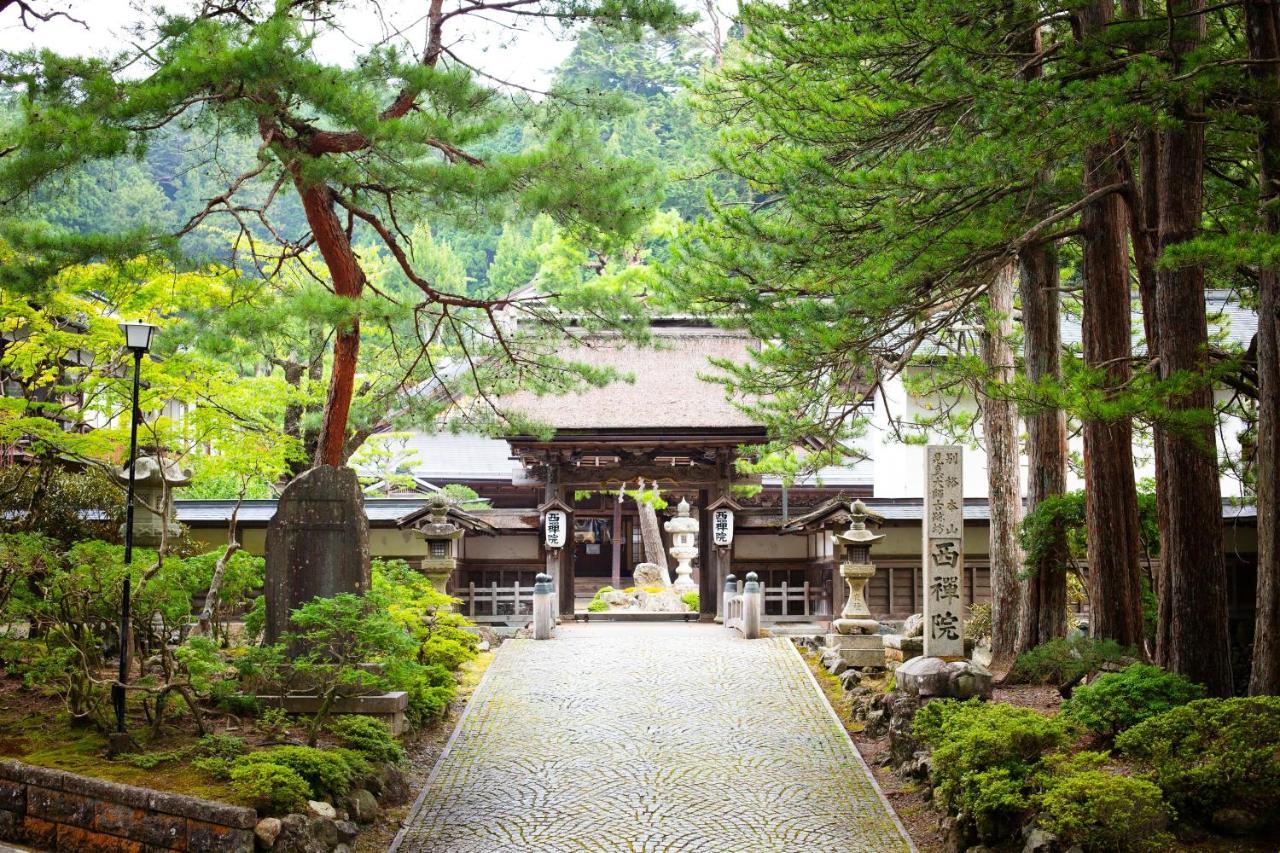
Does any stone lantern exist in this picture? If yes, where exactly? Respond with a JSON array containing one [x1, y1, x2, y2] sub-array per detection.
[[665, 497, 699, 594], [833, 499, 885, 635], [113, 455, 192, 546], [411, 494, 464, 594]]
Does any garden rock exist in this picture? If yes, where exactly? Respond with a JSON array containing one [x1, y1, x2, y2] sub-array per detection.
[[309, 817, 338, 849], [902, 613, 924, 637], [348, 788, 379, 823], [825, 656, 850, 676], [896, 656, 993, 700], [254, 817, 282, 849], [632, 562, 665, 587], [840, 669, 862, 690], [1211, 807, 1261, 836], [307, 800, 337, 821], [375, 762, 411, 806], [1021, 826, 1058, 853], [334, 819, 359, 843], [271, 814, 324, 853]]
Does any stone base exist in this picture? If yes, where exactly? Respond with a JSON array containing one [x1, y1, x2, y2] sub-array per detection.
[[258, 691, 409, 734], [895, 656, 993, 700], [883, 635, 978, 669], [822, 633, 885, 668]]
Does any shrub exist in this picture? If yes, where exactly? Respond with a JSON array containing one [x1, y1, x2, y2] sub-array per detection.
[[681, 592, 699, 611], [192, 756, 233, 781], [233, 746, 366, 800], [328, 715, 404, 764], [1062, 664, 1205, 738], [210, 679, 259, 716], [229, 762, 310, 814], [1035, 770, 1172, 852], [587, 598, 609, 613], [1010, 636, 1137, 685], [913, 700, 1071, 841], [255, 707, 292, 742], [1115, 696, 1280, 820], [196, 734, 247, 761], [386, 660, 455, 728]]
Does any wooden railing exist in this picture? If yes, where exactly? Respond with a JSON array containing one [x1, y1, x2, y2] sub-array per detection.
[[459, 581, 535, 624]]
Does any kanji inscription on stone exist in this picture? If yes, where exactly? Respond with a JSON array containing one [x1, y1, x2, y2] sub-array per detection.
[[923, 445, 964, 658]]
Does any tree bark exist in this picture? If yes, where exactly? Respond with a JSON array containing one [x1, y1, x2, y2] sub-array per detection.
[[1075, 1, 1146, 649], [634, 479, 670, 580], [1155, 0, 1233, 696], [982, 263, 1023, 673], [1247, 0, 1280, 696], [1016, 240, 1069, 653], [1013, 16, 1068, 656], [292, 181, 367, 469]]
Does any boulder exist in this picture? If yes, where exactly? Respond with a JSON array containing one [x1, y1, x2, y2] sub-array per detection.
[[271, 814, 323, 853], [254, 817, 282, 849], [896, 656, 993, 700], [334, 820, 359, 843], [840, 669, 863, 690], [602, 590, 631, 606], [348, 788, 379, 824], [1021, 827, 1057, 853], [306, 800, 336, 821], [902, 613, 925, 638], [826, 657, 850, 676], [308, 817, 338, 849], [373, 762, 411, 807], [636, 588, 688, 612], [632, 562, 666, 587]]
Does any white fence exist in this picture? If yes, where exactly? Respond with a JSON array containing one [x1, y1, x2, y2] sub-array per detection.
[[458, 581, 535, 623]]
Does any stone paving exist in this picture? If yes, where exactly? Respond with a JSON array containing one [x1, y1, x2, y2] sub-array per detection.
[[393, 622, 912, 852]]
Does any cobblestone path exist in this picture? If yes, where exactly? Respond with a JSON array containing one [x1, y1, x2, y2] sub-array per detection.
[[392, 623, 913, 853]]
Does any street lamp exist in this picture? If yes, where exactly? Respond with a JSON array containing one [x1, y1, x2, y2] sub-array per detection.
[[113, 320, 156, 735]]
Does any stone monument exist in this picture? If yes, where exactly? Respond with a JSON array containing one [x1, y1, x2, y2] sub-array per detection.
[[664, 498, 699, 595], [922, 445, 964, 659], [114, 455, 193, 546], [406, 493, 462, 594], [264, 465, 371, 646], [896, 445, 993, 699], [823, 500, 887, 669]]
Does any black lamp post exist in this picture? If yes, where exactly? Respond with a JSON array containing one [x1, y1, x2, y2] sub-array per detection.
[[113, 320, 157, 734]]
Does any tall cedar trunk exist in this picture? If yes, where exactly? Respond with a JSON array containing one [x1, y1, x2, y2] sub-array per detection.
[[1014, 17, 1068, 655], [293, 181, 367, 468], [1016, 240, 1069, 652], [982, 263, 1023, 671], [1156, 0, 1233, 696], [635, 480, 670, 578], [1248, 0, 1280, 695], [1075, 1, 1146, 648], [1121, 0, 1171, 661]]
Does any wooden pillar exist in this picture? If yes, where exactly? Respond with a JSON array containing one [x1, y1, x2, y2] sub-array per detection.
[[543, 464, 561, 621], [698, 487, 714, 619], [611, 491, 623, 590]]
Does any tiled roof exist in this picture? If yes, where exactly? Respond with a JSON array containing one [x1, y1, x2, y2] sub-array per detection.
[[497, 327, 762, 431]]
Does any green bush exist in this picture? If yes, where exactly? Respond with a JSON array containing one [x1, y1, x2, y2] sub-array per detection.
[[913, 700, 1072, 841], [210, 679, 260, 716], [1062, 664, 1205, 738], [328, 715, 404, 764], [1116, 696, 1280, 820], [1035, 770, 1172, 852], [192, 756, 233, 781], [681, 592, 699, 612], [196, 734, 247, 761], [229, 762, 310, 814], [587, 598, 609, 612], [233, 746, 367, 800], [385, 660, 456, 728], [1010, 636, 1137, 685]]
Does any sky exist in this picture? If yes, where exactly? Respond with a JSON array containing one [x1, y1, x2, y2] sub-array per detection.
[[1, 0, 612, 91]]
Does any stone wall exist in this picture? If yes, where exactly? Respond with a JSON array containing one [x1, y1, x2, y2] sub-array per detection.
[[0, 759, 256, 852]]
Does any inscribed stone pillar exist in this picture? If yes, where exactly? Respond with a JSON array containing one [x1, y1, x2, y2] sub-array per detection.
[[265, 465, 371, 646], [923, 446, 965, 659]]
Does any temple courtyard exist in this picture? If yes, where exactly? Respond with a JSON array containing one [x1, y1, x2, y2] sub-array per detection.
[[391, 623, 912, 853]]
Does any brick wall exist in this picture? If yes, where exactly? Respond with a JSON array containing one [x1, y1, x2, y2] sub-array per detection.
[[0, 759, 256, 852]]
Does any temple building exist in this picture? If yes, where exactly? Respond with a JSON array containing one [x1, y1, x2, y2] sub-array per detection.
[[180, 311, 1261, 644]]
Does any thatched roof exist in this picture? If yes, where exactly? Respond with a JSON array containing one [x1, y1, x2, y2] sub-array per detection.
[[500, 326, 762, 431]]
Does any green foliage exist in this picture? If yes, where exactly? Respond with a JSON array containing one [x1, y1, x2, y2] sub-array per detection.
[[229, 761, 310, 815], [1035, 770, 1172, 852], [210, 679, 259, 716], [328, 715, 405, 765], [587, 598, 610, 613], [964, 603, 991, 642], [196, 734, 247, 762], [681, 592, 699, 611], [233, 746, 367, 801], [1062, 664, 1206, 738], [0, 468, 121, 547], [1116, 697, 1280, 820], [1010, 637, 1137, 686], [254, 707, 292, 743], [913, 700, 1072, 841], [386, 660, 456, 728]]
